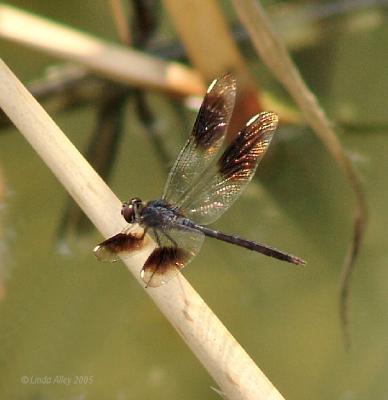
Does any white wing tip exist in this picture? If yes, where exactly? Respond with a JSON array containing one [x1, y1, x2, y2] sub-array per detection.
[[207, 78, 217, 93], [246, 112, 279, 128], [246, 114, 260, 126]]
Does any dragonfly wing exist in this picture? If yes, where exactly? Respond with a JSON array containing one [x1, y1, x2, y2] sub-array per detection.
[[162, 74, 236, 205], [179, 112, 278, 225], [93, 228, 145, 262], [141, 225, 204, 287]]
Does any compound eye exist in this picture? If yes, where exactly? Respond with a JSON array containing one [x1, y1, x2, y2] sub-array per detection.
[[121, 203, 134, 223]]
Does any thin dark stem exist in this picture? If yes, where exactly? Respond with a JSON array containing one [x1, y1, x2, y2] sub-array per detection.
[[133, 90, 172, 172], [56, 82, 129, 236]]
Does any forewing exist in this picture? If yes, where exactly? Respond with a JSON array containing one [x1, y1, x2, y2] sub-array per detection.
[[93, 225, 145, 262], [179, 112, 278, 225], [162, 74, 236, 205], [141, 226, 204, 287]]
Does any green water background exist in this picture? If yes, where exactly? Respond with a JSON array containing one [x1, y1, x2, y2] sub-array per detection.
[[0, 1, 387, 399]]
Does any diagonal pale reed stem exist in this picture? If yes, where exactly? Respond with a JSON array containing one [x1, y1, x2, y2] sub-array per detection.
[[0, 4, 205, 96], [0, 59, 286, 400]]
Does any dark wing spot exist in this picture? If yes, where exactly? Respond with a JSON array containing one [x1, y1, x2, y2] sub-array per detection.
[[144, 246, 189, 274], [93, 233, 144, 262], [218, 112, 277, 181], [141, 246, 190, 287], [192, 75, 236, 151]]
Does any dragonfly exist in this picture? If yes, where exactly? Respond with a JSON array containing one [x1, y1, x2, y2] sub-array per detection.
[[94, 74, 305, 287]]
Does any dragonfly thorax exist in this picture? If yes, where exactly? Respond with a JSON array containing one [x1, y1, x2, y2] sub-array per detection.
[[140, 199, 183, 229], [121, 197, 145, 223]]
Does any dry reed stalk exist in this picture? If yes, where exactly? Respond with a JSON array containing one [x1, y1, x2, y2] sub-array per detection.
[[0, 4, 205, 96], [162, 0, 265, 133], [162, 0, 246, 78], [0, 58, 286, 400], [109, 0, 131, 46]]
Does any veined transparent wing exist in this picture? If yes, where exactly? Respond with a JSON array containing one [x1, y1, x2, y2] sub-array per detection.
[[162, 74, 236, 205], [93, 225, 146, 262], [178, 112, 278, 225], [141, 225, 205, 287]]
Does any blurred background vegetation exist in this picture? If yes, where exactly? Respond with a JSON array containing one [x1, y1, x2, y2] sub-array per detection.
[[0, 0, 387, 399]]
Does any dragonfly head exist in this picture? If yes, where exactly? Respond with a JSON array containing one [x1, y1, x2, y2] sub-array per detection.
[[121, 197, 145, 223]]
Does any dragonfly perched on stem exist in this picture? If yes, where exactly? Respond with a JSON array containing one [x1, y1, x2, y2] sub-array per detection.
[[94, 74, 306, 287]]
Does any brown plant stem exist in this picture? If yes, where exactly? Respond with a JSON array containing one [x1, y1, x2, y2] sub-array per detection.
[[231, 0, 368, 348]]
